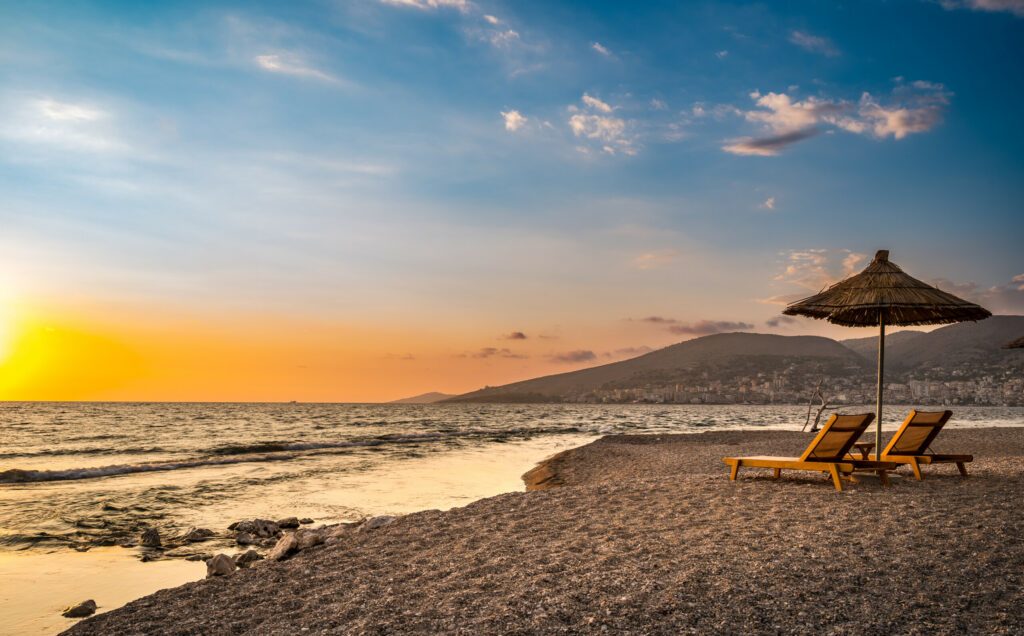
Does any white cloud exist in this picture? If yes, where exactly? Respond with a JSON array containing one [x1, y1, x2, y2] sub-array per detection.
[[592, 42, 612, 56], [788, 30, 840, 56], [379, 0, 470, 11], [939, 0, 1024, 16], [483, 14, 500, 24], [632, 249, 679, 270], [650, 98, 668, 110], [485, 29, 520, 47], [760, 196, 776, 210], [255, 54, 338, 83], [715, 50, 729, 59], [581, 93, 613, 113], [38, 99, 102, 122], [501, 109, 527, 132], [1, 98, 125, 154], [723, 81, 950, 155]]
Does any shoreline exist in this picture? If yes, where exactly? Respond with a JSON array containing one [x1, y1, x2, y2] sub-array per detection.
[[63, 425, 1024, 634]]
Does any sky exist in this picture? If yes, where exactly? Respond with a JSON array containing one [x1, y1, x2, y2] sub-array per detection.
[[1, 0, 1023, 402]]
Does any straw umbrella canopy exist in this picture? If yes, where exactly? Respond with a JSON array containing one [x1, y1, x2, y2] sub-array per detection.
[[1005, 336, 1024, 350], [782, 249, 991, 459]]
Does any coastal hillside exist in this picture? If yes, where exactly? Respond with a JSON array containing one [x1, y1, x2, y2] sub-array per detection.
[[841, 330, 926, 358], [389, 392, 455, 404], [445, 333, 866, 403], [444, 317, 1024, 405]]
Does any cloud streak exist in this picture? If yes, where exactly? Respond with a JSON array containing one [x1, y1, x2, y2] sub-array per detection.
[[255, 54, 339, 83], [788, 30, 840, 56]]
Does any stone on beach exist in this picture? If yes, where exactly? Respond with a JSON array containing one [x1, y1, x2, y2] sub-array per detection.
[[229, 519, 281, 539], [359, 515, 395, 531], [205, 554, 236, 577], [139, 528, 161, 548], [299, 518, 314, 525], [277, 517, 300, 529], [295, 529, 324, 550], [267, 533, 299, 561], [234, 531, 255, 546], [62, 600, 97, 618], [234, 549, 263, 568], [180, 527, 215, 543]]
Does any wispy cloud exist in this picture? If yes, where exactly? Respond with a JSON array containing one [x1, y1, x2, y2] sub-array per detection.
[[723, 81, 950, 156], [501, 109, 527, 131], [765, 315, 799, 328], [788, 30, 840, 56], [632, 249, 679, 270], [769, 248, 868, 294], [255, 54, 339, 83], [502, 331, 528, 340], [938, 0, 1024, 17], [668, 320, 754, 335], [715, 50, 729, 59], [759, 196, 776, 210], [632, 316, 754, 336], [379, 0, 470, 11], [1, 97, 126, 154], [470, 347, 527, 359], [549, 350, 597, 363], [592, 41, 612, 57], [568, 94, 636, 155]]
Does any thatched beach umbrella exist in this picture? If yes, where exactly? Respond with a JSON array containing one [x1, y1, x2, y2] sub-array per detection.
[[1005, 336, 1024, 350], [783, 250, 991, 459]]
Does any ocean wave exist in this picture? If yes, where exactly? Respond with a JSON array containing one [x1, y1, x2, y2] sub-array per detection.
[[0, 426, 581, 484]]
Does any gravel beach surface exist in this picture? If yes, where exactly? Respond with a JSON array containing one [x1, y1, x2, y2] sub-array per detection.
[[64, 427, 1024, 635]]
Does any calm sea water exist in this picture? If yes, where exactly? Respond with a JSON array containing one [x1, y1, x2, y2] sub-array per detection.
[[1, 402, 1022, 555]]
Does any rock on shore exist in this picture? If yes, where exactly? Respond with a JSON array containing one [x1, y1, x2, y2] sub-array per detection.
[[64, 427, 1024, 635]]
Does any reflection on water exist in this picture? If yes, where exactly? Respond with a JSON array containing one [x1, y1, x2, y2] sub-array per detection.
[[1, 402, 1021, 554]]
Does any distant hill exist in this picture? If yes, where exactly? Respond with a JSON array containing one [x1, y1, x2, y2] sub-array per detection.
[[879, 315, 1024, 371], [389, 392, 456, 404], [842, 330, 927, 359], [445, 332, 866, 403]]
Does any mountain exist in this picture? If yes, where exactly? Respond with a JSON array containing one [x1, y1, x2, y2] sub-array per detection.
[[879, 315, 1024, 371], [389, 392, 456, 404], [445, 332, 867, 403], [841, 330, 927, 359]]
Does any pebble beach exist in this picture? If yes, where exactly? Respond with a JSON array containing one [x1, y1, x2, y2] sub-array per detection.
[[64, 426, 1024, 635]]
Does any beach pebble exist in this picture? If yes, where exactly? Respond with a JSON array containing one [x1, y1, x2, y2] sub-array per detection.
[[62, 599, 97, 618], [296, 529, 324, 550], [140, 528, 161, 548], [360, 516, 396, 532], [235, 531, 255, 546], [277, 517, 300, 529], [267, 533, 299, 561], [206, 554, 236, 577], [230, 519, 280, 539], [180, 527, 215, 543], [299, 518, 314, 525], [234, 549, 263, 569]]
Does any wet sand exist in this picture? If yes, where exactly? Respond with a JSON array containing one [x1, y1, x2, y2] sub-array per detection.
[[65, 427, 1024, 634]]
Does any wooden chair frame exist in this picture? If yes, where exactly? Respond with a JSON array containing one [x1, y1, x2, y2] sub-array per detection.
[[723, 413, 898, 492], [875, 409, 972, 480]]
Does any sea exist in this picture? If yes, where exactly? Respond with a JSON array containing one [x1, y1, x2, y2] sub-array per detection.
[[3, 402, 1024, 553], [1, 402, 1022, 634]]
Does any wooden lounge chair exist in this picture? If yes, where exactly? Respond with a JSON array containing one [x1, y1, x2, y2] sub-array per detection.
[[874, 409, 972, 480], [723, 413, 897, 491]]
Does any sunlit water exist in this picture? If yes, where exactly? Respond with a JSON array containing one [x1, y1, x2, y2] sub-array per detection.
[[1, 402, 1022, 634], [2, 402, 1023, 554]]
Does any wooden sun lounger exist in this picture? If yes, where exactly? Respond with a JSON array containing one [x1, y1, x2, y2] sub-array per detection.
[[873, 409, 973, 480], [723, 413, 898, 491]]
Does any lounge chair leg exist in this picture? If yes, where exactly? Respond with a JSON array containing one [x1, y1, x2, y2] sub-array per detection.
[[773, 468, 781, 479], [909, 458, 923, 481], [878, 470, 890, 487], [729, 462, 739, 481], [956, 462, 968, 478], [827, 464, 843, 492]]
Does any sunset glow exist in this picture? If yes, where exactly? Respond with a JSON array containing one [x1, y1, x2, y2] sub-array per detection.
[[1, 1, 1022, 402]]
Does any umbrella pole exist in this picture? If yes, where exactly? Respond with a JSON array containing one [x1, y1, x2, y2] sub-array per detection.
[[876, 313, 885, 460]]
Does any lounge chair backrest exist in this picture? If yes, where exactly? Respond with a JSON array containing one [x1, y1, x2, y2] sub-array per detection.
[[799, 413, 875, 462], [881, 409, 952, 456]]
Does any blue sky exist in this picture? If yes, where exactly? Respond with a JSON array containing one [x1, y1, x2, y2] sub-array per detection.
[[1, 0, 1023, 398]]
